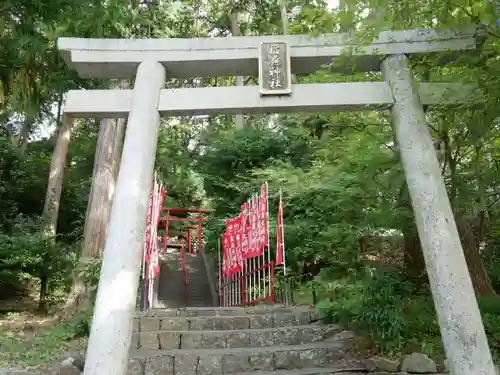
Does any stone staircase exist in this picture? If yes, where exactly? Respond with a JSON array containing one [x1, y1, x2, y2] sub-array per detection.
[[156, 250, 213, 308], [128, 306, 362, 375]]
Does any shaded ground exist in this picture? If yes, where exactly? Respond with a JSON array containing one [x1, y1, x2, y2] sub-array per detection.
[[0, 293, 86, 372]]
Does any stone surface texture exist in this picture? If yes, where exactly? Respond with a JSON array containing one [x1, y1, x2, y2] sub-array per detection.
[[127, 307, 482, 375], [58, 26, 478, 79], [64, 83, 478, 119], [365, 356, 400, 372], [43, 307, 491, 375], [155, 251, 213, 308], [381, 54, 496, 375], [400, 353, 437, 374], [128, 306, 353, 374]]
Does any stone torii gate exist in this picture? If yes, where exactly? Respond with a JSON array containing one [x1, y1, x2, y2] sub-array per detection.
[[58, 26, 493, 375]]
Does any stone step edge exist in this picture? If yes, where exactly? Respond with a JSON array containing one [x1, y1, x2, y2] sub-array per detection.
[[143, 306, 311, 311], [230, 371, 448, 375], [130, 341, 343, 358], [231, 372, 447, 375], [134, 323, 333, 335], [137, 312, 319, 320], [136, 314, 319, 332], [229, 366, 368, 375], [138, 306, 314, 317], [138, 313, 318, 319]]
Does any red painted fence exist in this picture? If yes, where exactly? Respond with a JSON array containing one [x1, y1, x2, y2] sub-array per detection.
[[218, 183, 286, 307]]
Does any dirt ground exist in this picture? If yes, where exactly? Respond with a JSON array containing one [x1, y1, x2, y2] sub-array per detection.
[[0, 295, 85, 373]]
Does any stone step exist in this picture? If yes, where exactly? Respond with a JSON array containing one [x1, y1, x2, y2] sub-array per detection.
[[138, 305, 315, 318], [128, 342, 347, 375], [231, 372, 447, 375], [132, 324, 340, 350], [229, 364, 368, 375], [135, 310, 317, 332], [157, 252, 214, 308]]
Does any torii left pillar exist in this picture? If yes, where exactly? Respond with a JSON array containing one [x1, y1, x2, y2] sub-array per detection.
[[83, 60, 166, 375]]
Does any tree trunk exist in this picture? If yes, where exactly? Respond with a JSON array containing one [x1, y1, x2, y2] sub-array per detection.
[[63, 111, 126, 316], [401, 210, 495, 296], [38, 274, 49, 312], [403, 227, 428, 289], [455, 215, 497, 297], [41, 115, 72, 235], [10, 116, 35, 153], [38, 115, 71, 309], [398, 182, 427, 285], [18, 117, 33, 154], [82, 117, 126, 258]]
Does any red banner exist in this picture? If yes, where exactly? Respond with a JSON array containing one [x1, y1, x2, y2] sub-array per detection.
[[245, 184, 269, 259], [223, 217, 244, 276], [240, 202, 250, 258], [247, 196, 261, 258], [222, 184, 270, 271], [276, 191, 284, 265], [143, 178, 166, 280], [153, 187, 166, 276], [222, 234, 230, 274], [258, 183, 269, 249]]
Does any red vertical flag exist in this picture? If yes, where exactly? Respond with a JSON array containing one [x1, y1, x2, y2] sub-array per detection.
[[249, 195, 260, 257], [225, 217, 244, 276], [259, 183, 269, 248], [276, 190, 284, 266], [222, 234, 230, 274], [240, 201, 250, 259], [232, 216, 244, 270]]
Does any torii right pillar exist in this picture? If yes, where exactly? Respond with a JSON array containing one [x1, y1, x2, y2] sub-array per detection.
[[382, 54, 496, 375]]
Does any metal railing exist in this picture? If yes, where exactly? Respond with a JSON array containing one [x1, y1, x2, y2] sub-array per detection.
[[216, 267, 318, 307], [219, 261, 276, 306], [180, 240, 188, 307], [274, 271, 317, 306]]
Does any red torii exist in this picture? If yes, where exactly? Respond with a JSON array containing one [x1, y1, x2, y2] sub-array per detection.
[[159, 207, 211, 254]]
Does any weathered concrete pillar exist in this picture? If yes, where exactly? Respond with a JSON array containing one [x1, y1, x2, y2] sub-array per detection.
[[83, 60, 166, 375], [381, 54, 495, 375]]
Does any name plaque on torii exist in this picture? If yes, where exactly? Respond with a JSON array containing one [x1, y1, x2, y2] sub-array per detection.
[[258, 41, 292, 96]]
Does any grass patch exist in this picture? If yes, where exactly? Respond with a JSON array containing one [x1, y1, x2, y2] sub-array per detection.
[[289, 282, 316, 306], [0, 312, 89, 368]]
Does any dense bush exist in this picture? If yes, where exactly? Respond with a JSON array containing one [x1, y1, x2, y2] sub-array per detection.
[[0, 215, 77, 310], [314, 263, 500, 360]]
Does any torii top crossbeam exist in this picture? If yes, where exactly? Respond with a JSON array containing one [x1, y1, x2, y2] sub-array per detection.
[[165, 208, 211, 214], [58, 26, 480, 79], [58, 26, 482, 119], [158, 207, 210, 230]]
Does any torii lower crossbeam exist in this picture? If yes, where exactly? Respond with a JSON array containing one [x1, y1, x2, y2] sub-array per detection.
[[64, 82, 479, 118]]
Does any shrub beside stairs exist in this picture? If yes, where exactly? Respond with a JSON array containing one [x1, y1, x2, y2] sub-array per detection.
[[128, 306, 363, 375]]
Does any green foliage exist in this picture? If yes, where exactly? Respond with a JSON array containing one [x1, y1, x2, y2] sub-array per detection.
[[0, 312, 90, 367], [314, 267, 500, 360], [355, 268, 412, 351], [316, 268, 412, 353], [197, 126, 293, 205], [0, 215, 77, 308]]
